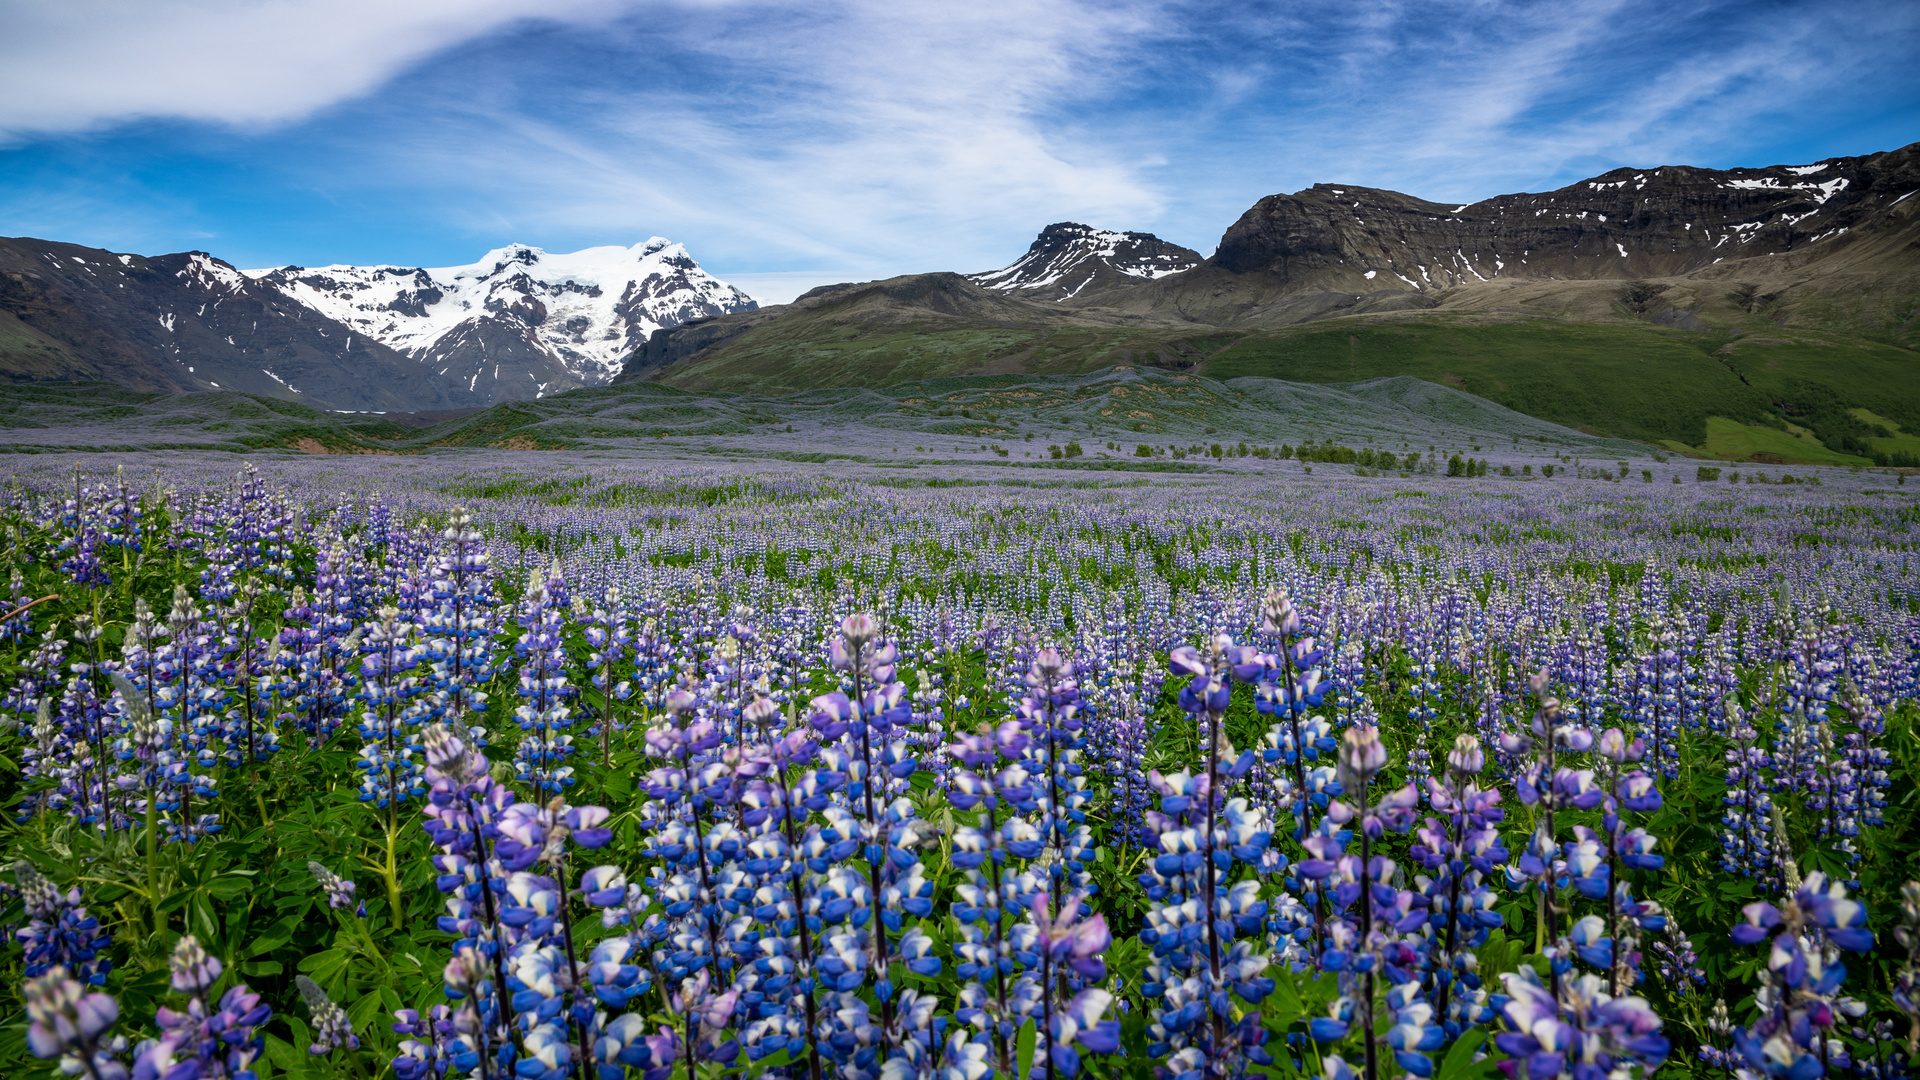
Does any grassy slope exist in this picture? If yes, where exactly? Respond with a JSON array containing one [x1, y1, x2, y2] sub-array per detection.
[[0, 310, 96, 381], [659, 327, 1096, 393], [0, 384, 414, 453], [1197, 316, 1920, 456], [1850, 408, 1920, 458], [1714, 334, 1920, 430], [650, 224, 1920, 464], [1699, 417, 1870, 466], [1201, 318, 1746, 445], [654, 307, 1919, 461]]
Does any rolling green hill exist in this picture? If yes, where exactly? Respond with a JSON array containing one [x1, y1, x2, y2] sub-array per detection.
[[0, 383, 415, 454], [634, 310, 1918, 462], [1197, 317, 1920, 455], [0, 370, 1651, 466]]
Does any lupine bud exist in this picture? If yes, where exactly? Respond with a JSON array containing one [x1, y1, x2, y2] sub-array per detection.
[[1338, 725, 1387, 784], [168, 934, 223, 995], [309, 861, 358, 910], [1447, 734, 1485, 777], [297, 975, 360, 1055]]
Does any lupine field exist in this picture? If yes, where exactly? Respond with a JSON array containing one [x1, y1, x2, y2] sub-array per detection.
[[2, 453, 1919, 1080]]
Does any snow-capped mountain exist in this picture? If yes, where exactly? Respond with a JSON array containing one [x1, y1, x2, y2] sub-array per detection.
[[248, 239, 756, 400], [968, 223, 1202, 301]]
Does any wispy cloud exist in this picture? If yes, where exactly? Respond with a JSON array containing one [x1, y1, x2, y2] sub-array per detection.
[[1178, 0, 1920, 204], [328, 0, 1180, 275], [0, 0, 625, 139], [0, 0, 1913, 295]]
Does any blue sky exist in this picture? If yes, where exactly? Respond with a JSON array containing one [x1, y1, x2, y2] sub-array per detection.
[[2, 0, 1916, 303]]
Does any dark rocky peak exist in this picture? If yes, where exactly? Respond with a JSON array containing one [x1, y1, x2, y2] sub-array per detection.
[[0, 235, 480, 411], [159, 251, 253, 295], [487, 245, 541, 274], [969, 223, 1202, 302], [1203, 142, 1920, 292]]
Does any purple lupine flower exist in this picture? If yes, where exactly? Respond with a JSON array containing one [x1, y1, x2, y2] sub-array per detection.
[[308, 861, 358, 911], [594, 1014, 679, 1080], [1494, 967, 1668, 1080], [1412, 734, 1506, 1037], [15, 862, 113, 987], [23, 966, 129, 1080], [1729, 870, 1874, 1080], [296, 975, 360, 1055], [135, 935, 272, 1080], [1140, 634, 1279, 1080], [513, 564, 578, 794]]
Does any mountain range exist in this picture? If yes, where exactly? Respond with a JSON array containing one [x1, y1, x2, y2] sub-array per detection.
[[250, 239, 755, 393], [3, 140, 1917, 462], [617, 141, 1920, 460], [0, 237, 755, 411]]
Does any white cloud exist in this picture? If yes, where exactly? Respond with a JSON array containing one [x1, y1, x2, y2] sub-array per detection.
[[6, 0, 1912, 285], [0, 0, 626, 138], [297, 0, 1177, 274]]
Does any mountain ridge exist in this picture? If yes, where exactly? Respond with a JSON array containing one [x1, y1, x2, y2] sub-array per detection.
[[247, 239, 758, 400], [0, 238, 480, 412], [5, 141, 1916, 450], [967, 223, 1201, 301], [0, 235, 757, 410], [611, 141, 1920, 456]]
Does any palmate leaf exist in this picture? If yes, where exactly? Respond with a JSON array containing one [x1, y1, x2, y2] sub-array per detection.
[[204, 873, 252, 901], [1017, 1018, 1037, 1080], [348, 990, 388, 1043], [1435, 1028, 1501, 1080], [299, 947, 353, 998], [264, 1029, 309, 1075]]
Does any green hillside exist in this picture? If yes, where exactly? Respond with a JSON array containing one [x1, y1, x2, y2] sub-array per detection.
[[650, 307, 1920, 463], [1197, 316, 1920, 460], [0, 383, 415, 453], [0, 370, 1654, 465]]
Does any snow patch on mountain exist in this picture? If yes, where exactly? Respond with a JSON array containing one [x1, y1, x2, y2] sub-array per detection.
[[248, 239, 757, 384], [179, 253, 250, 294], [969, 223, 1200, 300]]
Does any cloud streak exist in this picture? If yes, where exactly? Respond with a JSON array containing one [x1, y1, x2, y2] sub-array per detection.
[[0, 0, 625, 138], [0, 0, 1913, 301]]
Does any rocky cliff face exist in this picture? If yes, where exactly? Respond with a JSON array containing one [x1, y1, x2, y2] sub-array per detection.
[[969, 223, 1200, 301], [0, 238, 478, 411], [1202, 145, 1918, 294]]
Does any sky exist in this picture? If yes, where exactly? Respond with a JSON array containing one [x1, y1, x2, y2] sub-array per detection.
[[1, 1, 1916, 304]]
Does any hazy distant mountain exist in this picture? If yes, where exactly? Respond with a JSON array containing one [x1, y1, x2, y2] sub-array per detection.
[[0, 236, 755, 410], [8, 140, 1916, 450]]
